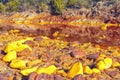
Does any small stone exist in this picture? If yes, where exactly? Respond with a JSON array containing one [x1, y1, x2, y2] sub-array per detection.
[[70, 49, 85, 58], [35, 74, 54, 80], [54, 75, 64, 80], [96, 57, 112, 70], [10, 59, 26, 69], [83, 66, 92, 74], [3, 51, 17, 62], [87, 53, 99, 60], [24, 40, 35, 47], [67, 62, 83, 78], [20, 66, 38, 76], [72, 75, 85, 80], [105, 69, 118, 78], [36, 65, 57, 75], [104, 57, 112, 69], [34, 36, 43, 41], [28, 72, 38, 80]]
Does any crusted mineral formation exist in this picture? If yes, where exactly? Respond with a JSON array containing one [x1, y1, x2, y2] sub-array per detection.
[[0, 11, 120, 46]]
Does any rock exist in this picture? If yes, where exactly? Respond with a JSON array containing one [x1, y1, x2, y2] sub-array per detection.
[[36, 65, 57, 75], [84, 66, 92, 75], [28, 72, 38, 80], [20, 66, 38, 76], [67, 62, 83, 78], [3, 51, 17, 62], [10, 59, 26, 69], [34, 36, 43, 41], [87, 53, 99, 60], [35, 74, 54, 80], [24, 40, 35, 47], [70, 49, 86, 58], [96, 57, 113, 70], [54, 75, 64, 80], [105, 69, 118, 78], [72, 75, 85, 80]]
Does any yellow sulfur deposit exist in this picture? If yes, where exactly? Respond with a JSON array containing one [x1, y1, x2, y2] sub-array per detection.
[[96, 57, 112, 70], [101, 24, 107, 30], [84, 66, 92, 74], [96, 61, 106, 70], [10, 59, 26, 69], [36, 67, 44, 74], [9, 29, 20, 34], [57, 70, 67, 77], [67, 62, 83, 78], [112, 62, 120, 68], [44, 65, 57, 74], [3, 51, 17, 62], [16, 44, 32, 52], [104, 57, 112, 69], [20, 67, 38, 76], [84, 66, 101, 74], [4, 42, 18, 53], [37, 65, 57, 74], [4, 42, 32, 53], [92, 68, 101, 74], [4, 38, 32, 53]]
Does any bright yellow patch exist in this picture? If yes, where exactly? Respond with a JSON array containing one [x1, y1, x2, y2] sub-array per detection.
[[112, 62, 120, 68], [20, 67, 38, 76], [92, 68, 101, 74], [104, 57, 112, 69], [3, 51, 17, 62], [4, 38, 33, 53], [57, 70, 67, 77], [67, 62, 83, 78], [10, 59, 26, 69], [84, 66, 92, 74], [4, 42, 32, 53], [96, 61, 106, 70], [96, 57, 112, 70], [37, 65, 57, 74]]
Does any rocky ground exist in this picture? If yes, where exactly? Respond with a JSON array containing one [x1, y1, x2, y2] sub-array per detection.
[[0, 29, 120, 80], [0, 1, 120, 80]]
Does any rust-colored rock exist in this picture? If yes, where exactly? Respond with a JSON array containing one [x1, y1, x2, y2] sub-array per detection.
[[105, 69, 119, 78], [28, 73, 64, 80], [24, 40, 35, 47], [72, 75, 85, 80], [54, 75, 64, 80], [35, 74, 54, 80], [34, 36, 43, 41], [70, 48, 86, 58], [28, 72, 38, 80], [87, 53, 99, 60]]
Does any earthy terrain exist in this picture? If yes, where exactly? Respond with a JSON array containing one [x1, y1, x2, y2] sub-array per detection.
[[0, 1, 120, 80], [0, 11, 120, 46]]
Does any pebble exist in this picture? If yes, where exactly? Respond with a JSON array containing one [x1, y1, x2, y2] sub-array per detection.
[[72, 75, 85, 80], [24, 40, 35, 47], [28, 72, 38, 80], [87, 53, 99, 60], [105, 69, 118, 78], [70, 49, 85, 58]]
